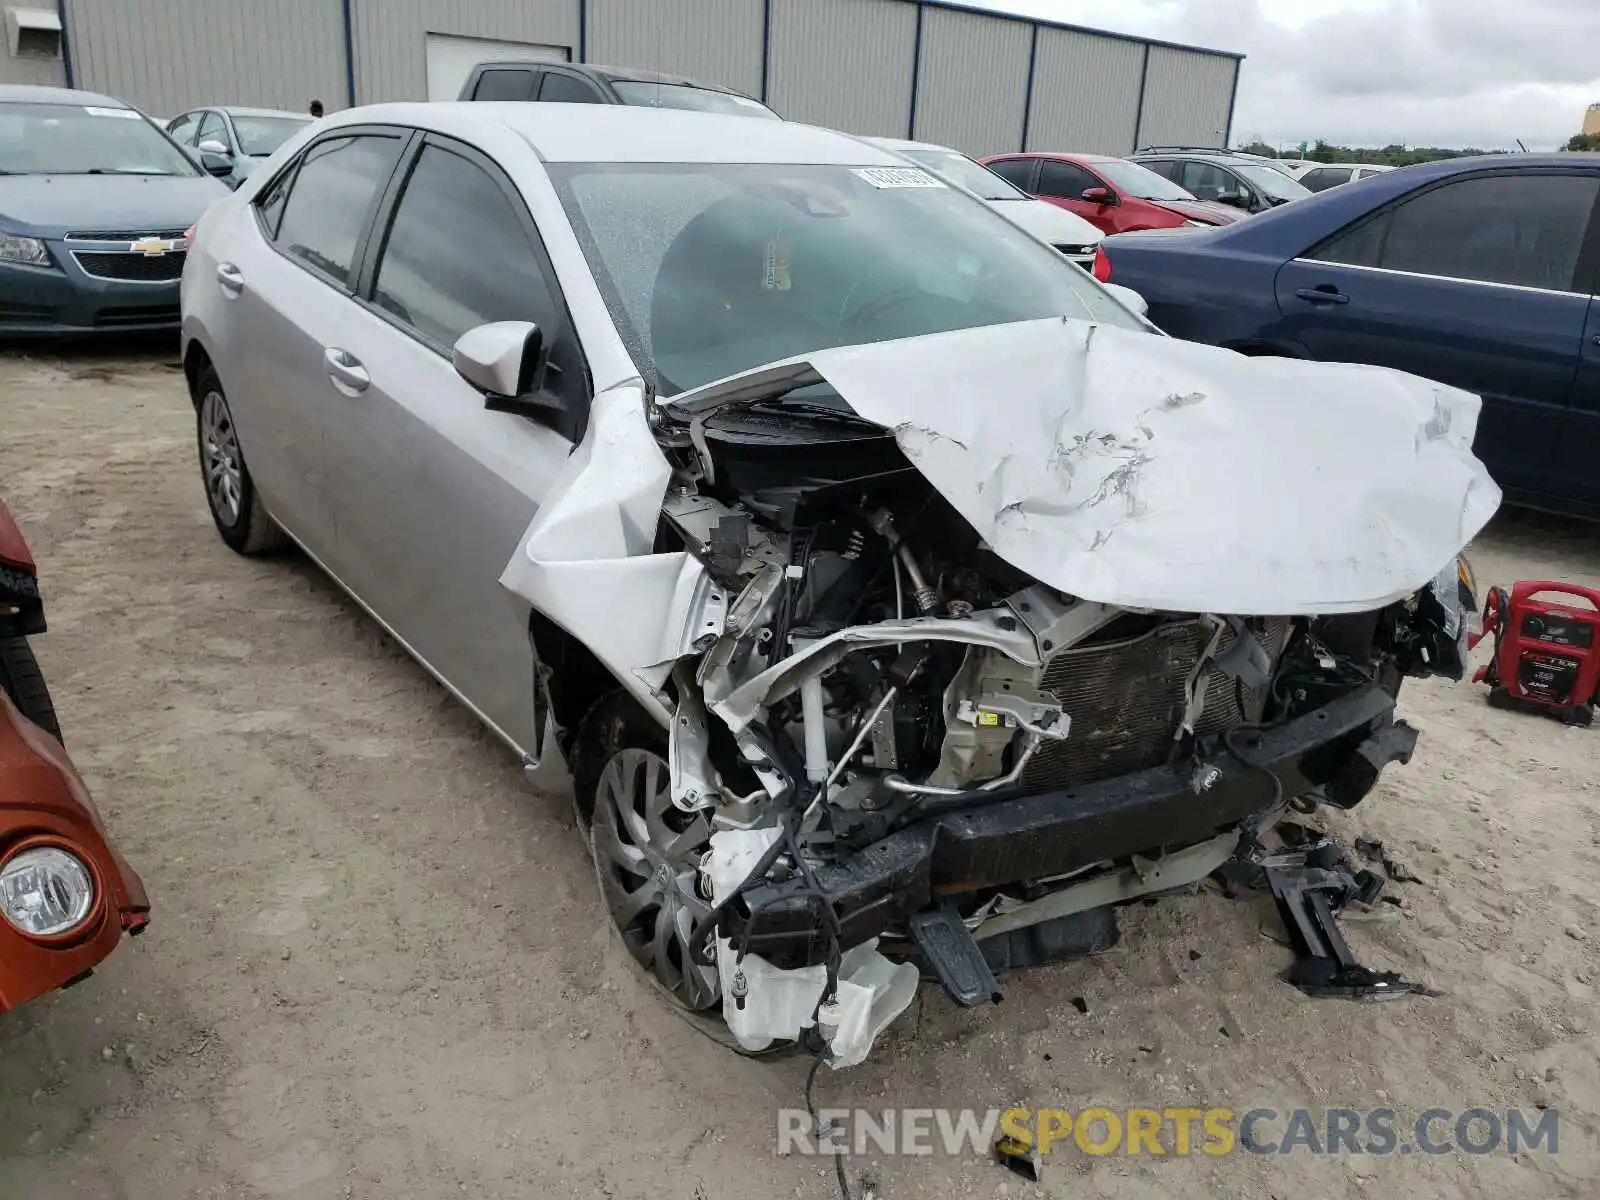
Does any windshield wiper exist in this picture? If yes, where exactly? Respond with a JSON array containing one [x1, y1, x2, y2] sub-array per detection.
[[84, 168, 181, 176], [742, 398, 881, 426]]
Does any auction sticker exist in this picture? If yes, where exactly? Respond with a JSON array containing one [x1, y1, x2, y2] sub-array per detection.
[[851, 166, 946, 189]]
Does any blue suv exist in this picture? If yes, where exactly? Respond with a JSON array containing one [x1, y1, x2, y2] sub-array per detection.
[[1097, 155, 1600, 517]]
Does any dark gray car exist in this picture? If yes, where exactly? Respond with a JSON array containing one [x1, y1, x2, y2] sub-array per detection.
[[0, 85, 228, 335], [166, 106, 312, 189]]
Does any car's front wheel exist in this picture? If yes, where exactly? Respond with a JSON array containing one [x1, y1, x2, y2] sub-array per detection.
[[194, 366, 287, 555]]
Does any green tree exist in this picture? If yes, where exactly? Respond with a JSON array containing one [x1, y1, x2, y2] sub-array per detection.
[[1567, 133, 1600, 152]]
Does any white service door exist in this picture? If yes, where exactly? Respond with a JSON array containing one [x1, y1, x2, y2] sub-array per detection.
[[423, 33, 568, 101]]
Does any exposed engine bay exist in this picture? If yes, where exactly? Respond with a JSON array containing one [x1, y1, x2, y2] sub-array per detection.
[[499, 318, 1499, 1068]]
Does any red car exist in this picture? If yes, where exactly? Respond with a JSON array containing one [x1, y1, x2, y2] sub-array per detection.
[[1, 499, 149, 1013], [980, 152, 1245, 236]]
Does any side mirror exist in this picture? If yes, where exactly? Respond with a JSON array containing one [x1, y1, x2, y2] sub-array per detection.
[[1102, 283, 1149, 319], [197, 138, 229, 155], [453, 320, 572, 434], [1217, 190, 1250, 209], [1081, 186, 1116, 205], [199, 153, 233, 178]]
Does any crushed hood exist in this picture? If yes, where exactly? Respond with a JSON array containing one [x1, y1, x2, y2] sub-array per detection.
[[659, 317, 1500, 615]]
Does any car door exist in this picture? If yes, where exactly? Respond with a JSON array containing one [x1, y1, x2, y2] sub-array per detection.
[[319, 134, 584, 755], [211, 127, 410, 563], [1275, 170, 1600, 498], [1548, 255, 1600, 508], [1035, 158, 1117, 230]]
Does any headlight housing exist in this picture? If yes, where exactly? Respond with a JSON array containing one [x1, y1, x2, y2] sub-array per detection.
[[0, 232, 51, 267], [0, 846, 95, 936]]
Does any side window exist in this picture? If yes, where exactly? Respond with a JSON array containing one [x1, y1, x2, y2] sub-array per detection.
[[274, 134, 405, 287], [1311, 213, 1388, 268], [472, 68, 536, 101], [538, 72, 603, 103], [372, 143, 558, 351], [255, 162, 295, 238], [167, 113, 198, 145], [1381, 174, 1600, 291], [987, 157, 1035, 190], [1139, 159, 1179, 181], [1301, 167, 1352, 192], [1037, 159, 1099, 200], [1178, 161, 1237, 201], [196, 111, 226, 150]]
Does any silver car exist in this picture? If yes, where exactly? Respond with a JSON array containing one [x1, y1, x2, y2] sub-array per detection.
[[181, 103, 1492, 1066], [166, 106, 312, 189]]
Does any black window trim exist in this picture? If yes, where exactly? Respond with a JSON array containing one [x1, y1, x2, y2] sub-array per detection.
[[1298, 166, 1600, 298], [252, 123, 418, 295], [351, 129, 593, 417]]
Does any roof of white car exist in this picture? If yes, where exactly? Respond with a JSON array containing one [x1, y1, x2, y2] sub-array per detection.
[[320, 102, 904, 165]]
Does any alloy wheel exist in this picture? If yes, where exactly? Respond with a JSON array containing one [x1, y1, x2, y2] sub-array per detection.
[[591, 747, 719, 1010], [199, 390, 243, 527]]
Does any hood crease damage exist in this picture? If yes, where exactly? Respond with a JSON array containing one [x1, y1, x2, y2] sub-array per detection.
[[501, 317, 1499, 1066]]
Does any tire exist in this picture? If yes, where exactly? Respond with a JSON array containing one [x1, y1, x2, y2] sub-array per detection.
[[194, 365, 288, 555], [0, 635, 61, 742], [571, 691, 721, 1013]]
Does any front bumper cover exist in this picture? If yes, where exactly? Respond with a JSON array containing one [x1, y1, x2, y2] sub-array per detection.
[[726, 683, 1411, 967]]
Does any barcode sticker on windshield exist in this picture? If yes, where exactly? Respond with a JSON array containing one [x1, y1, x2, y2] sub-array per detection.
[[852, 167, 945, 189], [84, 106, 141, 119]]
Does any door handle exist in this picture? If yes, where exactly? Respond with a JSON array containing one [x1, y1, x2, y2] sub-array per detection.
[[323, 347, 370, 396], [1295, 286, 1349, 305], [216, 262, 244, 296]]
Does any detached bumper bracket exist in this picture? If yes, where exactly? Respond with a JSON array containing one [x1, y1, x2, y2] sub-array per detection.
[[1266, 866, 1425, 1000], [908, 902, 1003, 1007]]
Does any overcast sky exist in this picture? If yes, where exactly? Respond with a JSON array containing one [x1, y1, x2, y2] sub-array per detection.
[[965, 0, 1600, 151]]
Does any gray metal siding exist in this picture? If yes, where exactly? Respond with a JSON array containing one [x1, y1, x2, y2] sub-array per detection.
[[62, 0, 346, 116], [1025, 27, 1143, 155], [350, 0, 579, 105], [586, 0, 763, 97], [0, 52, 66, 89], [1137, 45, 1237, 150], [767, 0, 915, 136], [911, 6, 1029, 156]]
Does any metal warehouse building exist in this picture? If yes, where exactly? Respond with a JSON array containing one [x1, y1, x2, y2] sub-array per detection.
[[1, 0, 1242, 156]]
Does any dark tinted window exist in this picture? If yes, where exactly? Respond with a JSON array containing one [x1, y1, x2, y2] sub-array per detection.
[[1301, 167, 1352, 192], [473, 68, 536, 101], [275, 134, 403, 286], [255, 163, 295, 237], [539, 72, 602, 103], [1036, 159, 1100, 200], [1138, 159, 1179, 181], [1382, 174, 1600, 291], [1313, 214, 1387, 268], [986, 157, 1035, 190], [373, 144, 556, 349]]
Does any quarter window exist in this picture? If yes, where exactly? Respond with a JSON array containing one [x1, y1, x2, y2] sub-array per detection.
[[372, 143, 557, 350], [273, 134, 404, 286], [1380, 175, 1599, 291], [1036, 159, 1101, 200]]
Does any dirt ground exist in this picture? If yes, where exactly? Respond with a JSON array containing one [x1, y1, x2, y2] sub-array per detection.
[[0, 346, 1597, 1200]]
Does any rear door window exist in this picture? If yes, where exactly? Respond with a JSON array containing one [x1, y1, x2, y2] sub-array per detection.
[[1036, 159, 1101, 200], [473, 68, 537, 101], [1380, 174, 1600, 291], [986, 157, 1037, 190], [272, 133, 406, 287]]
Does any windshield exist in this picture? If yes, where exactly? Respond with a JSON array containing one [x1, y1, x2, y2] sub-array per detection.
[[0, 101, 199, 176], [610, 82, 780, 119], [231, 114, 309, 157], [1230, 160, 1312, 201], [550, 161, 1143, 395], [900, 148, 1028, 201], [1087, 158, 1196, 201]]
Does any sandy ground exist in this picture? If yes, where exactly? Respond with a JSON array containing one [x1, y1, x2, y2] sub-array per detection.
[[0, 346, 1597, 1200]]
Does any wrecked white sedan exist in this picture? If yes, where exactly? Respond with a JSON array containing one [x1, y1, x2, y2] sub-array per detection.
[[182, 104, 1500, 1067]]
